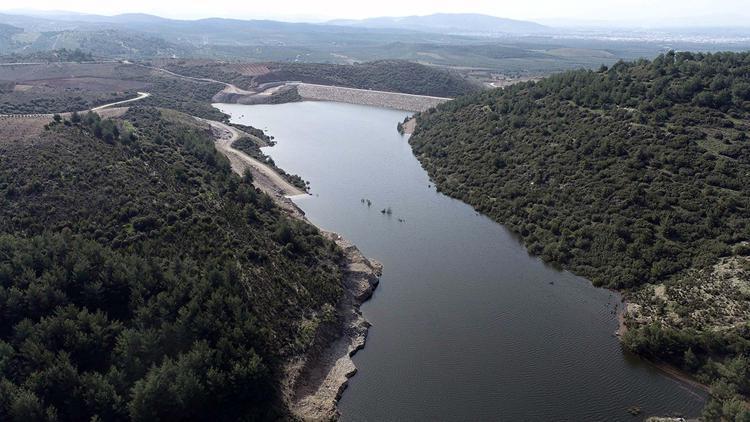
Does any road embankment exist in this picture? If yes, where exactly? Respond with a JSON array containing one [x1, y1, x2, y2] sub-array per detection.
[[294, 83, 448, 112]]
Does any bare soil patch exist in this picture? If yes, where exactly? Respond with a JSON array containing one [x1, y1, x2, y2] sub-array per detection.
[[229, 63, 271, 76], [0, 116, 48, 140]]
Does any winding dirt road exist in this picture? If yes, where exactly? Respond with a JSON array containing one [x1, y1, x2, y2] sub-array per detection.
[[0, 63, 380, 419], [0, 91, 151, 118], [0, 73, 302, 203], [202, 118, 306, 198], [91, 92, 151, 111], [137, 64, 256, 96]]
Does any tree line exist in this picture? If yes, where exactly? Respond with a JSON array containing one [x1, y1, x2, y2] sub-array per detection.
[[0, 106, 344, 420], [409, 51, 750, 419]]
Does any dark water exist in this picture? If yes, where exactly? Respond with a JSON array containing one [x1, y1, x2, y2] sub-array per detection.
[[217, 101, 706, 421]]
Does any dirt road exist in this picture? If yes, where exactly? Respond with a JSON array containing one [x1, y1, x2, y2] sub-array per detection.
[[0, 91, 151, 118], [0, 69, 378, 419], [0, 60, 119, 66], [202, 118, 306, 198], [91, 92, 151, 111], [138, 64, 255, 96]]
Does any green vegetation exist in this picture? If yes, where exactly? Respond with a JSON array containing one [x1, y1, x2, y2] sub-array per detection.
[[0, 62, 227, 119], [255, 60, 481, 97], [0, 107, 342, 420], [0, 89, 135, 115], [157, 59, 480, 97], [137, 76, 227, 121], [412, 51, 750, 289], [622, 256, 750, 421], [156, 60, 256, 90], [397, 116, 410, 134], [0, 49, 94, 63], [3, 12, 750, 77], [409, 51, 750, 418], [229, 123, 275, 145], [0, 26, 187, 59], [232, 137, 309, 191], [0, 61, 142, 114], [263, 86, 303, 104], [227, 86, 302, 106]]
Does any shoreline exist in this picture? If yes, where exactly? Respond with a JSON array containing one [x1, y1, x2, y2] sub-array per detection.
[[213, 100, 707, 419], [282, 232, 381, 420], [207, 116, 381, 420], [400, 116, 418, 134], [614, 294, 628, 338], [650, 360, 711, 397], [409, 117, 712, 416], [616, 297, 710, 400]]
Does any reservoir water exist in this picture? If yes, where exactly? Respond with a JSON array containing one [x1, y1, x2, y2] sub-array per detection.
[[217, 101, 706, 421]]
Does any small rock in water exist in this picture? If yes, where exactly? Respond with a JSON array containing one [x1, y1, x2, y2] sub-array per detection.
[[627, 405, 642, 416]]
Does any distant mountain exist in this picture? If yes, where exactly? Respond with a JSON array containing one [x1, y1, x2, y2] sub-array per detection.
[[0, 12, 426, 48], [1, 10, 747, 71], [329, 13, 550, 35], [0, 14, 188, 59], [0, 11, 461, 62], [0, 12, 81, 31], [0, 22, 21, 36], [0, 23, 22, 51]]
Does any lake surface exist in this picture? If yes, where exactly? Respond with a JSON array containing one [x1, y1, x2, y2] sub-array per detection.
[[217, 101, 706, 421]]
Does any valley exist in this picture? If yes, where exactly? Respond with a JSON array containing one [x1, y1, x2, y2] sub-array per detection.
[[0, 54, 461, 421], [218, 100, 708, 420], [0, 5, 748, 421]]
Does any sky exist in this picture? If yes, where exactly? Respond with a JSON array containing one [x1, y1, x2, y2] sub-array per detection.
[[3, 0, 750, 27]]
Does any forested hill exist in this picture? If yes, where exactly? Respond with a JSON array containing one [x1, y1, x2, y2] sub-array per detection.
[[254, 60, 482, 97], [0, 108, 343, 420], [410, 51, 750, 419], [412, 51, 750, 289], [160, 59, 481, 98]]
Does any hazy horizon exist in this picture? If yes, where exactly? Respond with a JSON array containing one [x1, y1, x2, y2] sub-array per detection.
[[2, 0, 750, 28]]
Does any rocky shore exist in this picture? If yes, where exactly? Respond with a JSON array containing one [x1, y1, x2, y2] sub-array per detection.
[[400, 116, 418, 134], [209, 119, 382, 420], [282, 233, 382, 420]]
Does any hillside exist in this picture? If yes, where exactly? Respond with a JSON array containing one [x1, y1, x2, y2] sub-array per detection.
[[409, 51, 750, 419], [0, 12, 445, 60], [156, 59, 481, 98], [254, 60, 482, 97], [0, 48, 94, 63], [0, 23, 22, 52], [7, 12, 747, 74], [0, 61, 226, 119], [3, 11, 750, 79], [0, 108, 345, 420]]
